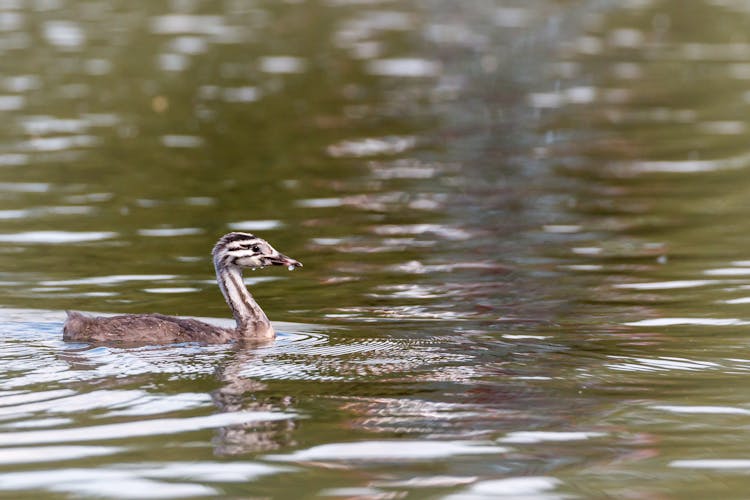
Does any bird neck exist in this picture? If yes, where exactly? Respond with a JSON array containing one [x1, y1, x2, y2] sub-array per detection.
[[215, 263, 271, 336]]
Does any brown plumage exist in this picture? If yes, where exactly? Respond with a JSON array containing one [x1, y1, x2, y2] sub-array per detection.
[[62, 311, 238, 343], [62, 232, 302, 344]]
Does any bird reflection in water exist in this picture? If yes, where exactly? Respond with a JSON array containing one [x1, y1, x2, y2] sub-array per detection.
[[210, 347, 297, 455]]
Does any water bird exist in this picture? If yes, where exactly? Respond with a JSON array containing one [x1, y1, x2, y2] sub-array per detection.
[[63, 232, 302, 344]]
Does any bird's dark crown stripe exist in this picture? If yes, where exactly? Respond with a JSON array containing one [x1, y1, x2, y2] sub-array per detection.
[[221, 232, 256, 244]]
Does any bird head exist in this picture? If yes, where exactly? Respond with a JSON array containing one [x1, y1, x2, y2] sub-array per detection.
[[212, 232, 302, 270]]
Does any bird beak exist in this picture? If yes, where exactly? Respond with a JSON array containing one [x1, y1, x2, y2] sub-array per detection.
[[270, 253, 303, 268]]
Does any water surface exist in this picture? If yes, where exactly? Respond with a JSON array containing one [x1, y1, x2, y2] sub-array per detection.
[[2, 0, 750, 498]]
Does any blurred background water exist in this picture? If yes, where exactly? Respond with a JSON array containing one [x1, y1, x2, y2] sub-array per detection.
[[4, 0, 750, 498]]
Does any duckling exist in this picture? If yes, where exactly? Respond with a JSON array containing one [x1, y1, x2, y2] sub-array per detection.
[[63, 232, 302, 344]]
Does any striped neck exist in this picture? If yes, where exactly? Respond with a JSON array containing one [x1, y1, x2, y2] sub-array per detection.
[[215, 263, 271, 337]]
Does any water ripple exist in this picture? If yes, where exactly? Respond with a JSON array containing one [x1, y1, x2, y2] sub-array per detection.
[[367, 58, 441, 77], [0, 231, 116, 244], [266, 440, 506, 462], [0, 445, 121, 465], [625, 318, 750, 327], [150, 15, 229, 36], [227, 220, 283, 231], [498, 431, 607, 444], [445, 477, 563, 500], [1, 411, 295, 446], [671, 459, 750, 469], [652, 405, 750, 416], [23, 135, 98, 151], [41, 275, 176, 286], [259, 56, 306, 74], [239, 336, 478, 382], [606, 356, 721, 373], [138, 227, 203, 237], [0, 389, 149, 417], [0, 461, 292, 498], [0, 469, 218, 498], [327, 135, 417, 157]]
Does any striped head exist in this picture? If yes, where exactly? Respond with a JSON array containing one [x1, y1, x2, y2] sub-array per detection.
[[212, 232, 302, 270]]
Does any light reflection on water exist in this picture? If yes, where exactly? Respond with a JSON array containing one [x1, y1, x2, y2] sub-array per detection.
[[3, 0, 750, 498]]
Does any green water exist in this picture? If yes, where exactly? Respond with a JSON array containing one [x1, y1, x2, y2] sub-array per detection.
[[3, 0, 750, 498]]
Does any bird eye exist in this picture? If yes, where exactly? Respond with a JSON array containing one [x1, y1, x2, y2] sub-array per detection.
[[252, 245, 260, 253]]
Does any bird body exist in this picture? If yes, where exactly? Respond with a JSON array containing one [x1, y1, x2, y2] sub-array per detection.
[[62, 311, 236, 343], [62, 232, 301, 344]]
